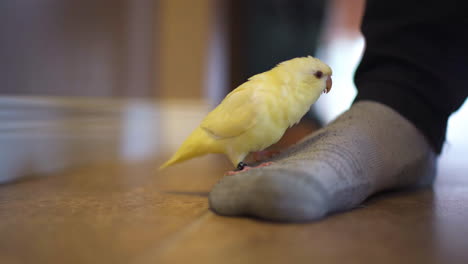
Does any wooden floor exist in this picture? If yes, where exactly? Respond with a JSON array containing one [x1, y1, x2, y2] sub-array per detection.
[[1, 156, 468, 264], [1, 97, 468, 264]]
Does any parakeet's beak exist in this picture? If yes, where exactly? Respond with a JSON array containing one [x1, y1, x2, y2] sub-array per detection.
[[324, 76, 332, 94]]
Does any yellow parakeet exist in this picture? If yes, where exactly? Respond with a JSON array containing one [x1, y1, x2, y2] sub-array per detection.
[[160, 56, 332, 171]]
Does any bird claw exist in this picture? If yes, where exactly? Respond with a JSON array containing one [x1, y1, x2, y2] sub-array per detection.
[[255, 161, 274, 168], [225, 166, 252, 175]]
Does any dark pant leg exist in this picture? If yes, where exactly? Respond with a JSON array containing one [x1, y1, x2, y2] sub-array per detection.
[[354, 0, 468, 153]]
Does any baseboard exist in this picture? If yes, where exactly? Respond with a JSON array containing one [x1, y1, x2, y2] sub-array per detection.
[[0, 96, 210, 183]]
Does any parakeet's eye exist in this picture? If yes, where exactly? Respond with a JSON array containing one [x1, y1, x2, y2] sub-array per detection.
[[314, 71, 323, 79]]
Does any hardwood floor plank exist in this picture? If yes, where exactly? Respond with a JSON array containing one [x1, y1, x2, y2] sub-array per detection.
[[0, 159, 227, 264]]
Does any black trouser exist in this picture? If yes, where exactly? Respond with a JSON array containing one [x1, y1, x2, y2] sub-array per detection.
[[354, 0, 468, 153]]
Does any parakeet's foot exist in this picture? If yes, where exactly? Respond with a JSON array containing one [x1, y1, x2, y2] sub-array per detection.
[[253, 151, 280, 162], [209, 101, 436, 221], [225, 168, 251, 176], [225, 162, 251, 175], [255, 161, 274, 168], [225, 161, 275, 175]]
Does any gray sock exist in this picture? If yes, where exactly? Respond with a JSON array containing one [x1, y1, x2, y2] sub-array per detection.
[[209, 101, 437, 221]]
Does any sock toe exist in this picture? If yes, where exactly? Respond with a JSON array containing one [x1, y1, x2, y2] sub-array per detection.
[[210, 165, 334, 221]]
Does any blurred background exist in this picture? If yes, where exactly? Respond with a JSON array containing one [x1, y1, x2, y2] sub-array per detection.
[[0, 0, 466, 182]]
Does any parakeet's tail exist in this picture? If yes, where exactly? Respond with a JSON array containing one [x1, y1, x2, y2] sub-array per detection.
[[158, 150, 195, 170], [159, 127, 220, 170]]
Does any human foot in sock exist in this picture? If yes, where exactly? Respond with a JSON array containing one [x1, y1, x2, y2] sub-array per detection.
[[209, 101, 437, 221]]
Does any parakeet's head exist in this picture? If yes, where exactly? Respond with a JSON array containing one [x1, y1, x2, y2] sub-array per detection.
[[277, 56, 333, 94]]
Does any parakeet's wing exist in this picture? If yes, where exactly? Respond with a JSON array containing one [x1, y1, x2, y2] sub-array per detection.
[[201, 86, 257, 139]]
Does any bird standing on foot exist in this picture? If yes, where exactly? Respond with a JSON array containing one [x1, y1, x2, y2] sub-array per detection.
[[159, 56, 332, 172]]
